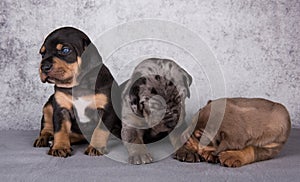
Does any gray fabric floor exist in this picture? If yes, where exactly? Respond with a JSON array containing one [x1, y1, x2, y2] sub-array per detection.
[[0, 129, 299, 182]]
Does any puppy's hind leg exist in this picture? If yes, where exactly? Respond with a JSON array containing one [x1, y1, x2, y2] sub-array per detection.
[[218, 146, 255, 167], [253, 143, 284, 162], [218, 143, 283, 167]]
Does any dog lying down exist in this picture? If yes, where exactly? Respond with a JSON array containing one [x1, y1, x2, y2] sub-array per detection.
[[173, 98, 291, 167]]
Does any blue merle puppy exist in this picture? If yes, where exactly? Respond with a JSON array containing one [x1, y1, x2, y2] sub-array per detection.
[[121, 58, 192, 164]]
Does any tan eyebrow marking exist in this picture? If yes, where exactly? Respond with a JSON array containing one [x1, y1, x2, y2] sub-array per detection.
[[56, 43, 63, 51], [40, 45, 46, 53]]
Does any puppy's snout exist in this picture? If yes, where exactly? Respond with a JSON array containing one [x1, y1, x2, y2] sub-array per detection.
[[41, 63, 53, 73]]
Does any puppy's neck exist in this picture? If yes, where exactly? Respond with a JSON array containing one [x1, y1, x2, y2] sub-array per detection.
[[54, 86, 73, 95], [54, 84, 96, 98], [54, 63, 102, 97]]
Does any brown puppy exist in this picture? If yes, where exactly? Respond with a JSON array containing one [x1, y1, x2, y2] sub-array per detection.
[[174, 98, 291, 167], [33, 27, 121, 157]]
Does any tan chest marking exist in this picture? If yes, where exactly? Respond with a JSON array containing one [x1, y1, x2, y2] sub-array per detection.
[[55, 91, 73, 110], [74, 96, 93, 123], [55, 91, 108, 122], [74, 94, 108, 124]]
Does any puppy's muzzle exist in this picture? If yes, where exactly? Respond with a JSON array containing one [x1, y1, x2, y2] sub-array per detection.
[[41, 63, 53, 73]]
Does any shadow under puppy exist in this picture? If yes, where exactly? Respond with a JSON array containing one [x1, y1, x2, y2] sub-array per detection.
[[33, 27, 121, 157], [121, 58, 192, 164], [174, 98, 291, 167]]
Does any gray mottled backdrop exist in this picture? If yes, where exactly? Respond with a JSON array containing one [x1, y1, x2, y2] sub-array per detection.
[[0, 0, 299, 130]]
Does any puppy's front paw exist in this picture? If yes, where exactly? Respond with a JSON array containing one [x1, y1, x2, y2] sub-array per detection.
[[219, 151, 242, 167], [84, 145, 108, 156], [48, 147, 72, 158], [128, 153, 153, 165], [201, 151, 219, 164], [34, 137, 49, 147], [173, 146, 201, 163], [33, 135, 53, 147]]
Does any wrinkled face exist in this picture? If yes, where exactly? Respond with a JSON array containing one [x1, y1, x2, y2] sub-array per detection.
[[39, 27, 90, 88], [128, 75, 182, 133]]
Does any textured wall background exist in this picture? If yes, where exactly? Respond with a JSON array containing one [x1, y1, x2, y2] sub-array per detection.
[[0, 0, 299, 130]]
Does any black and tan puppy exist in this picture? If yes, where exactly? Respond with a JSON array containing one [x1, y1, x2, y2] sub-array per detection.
[[33, 27, 121, 157], [173, 98, 291, 167], [121, 58, 192, 164]]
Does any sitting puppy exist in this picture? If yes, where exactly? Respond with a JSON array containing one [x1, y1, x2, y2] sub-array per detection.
[[121, 58, 192, 164], [173, 98, 291, 167], [33, 27, 121, 157]]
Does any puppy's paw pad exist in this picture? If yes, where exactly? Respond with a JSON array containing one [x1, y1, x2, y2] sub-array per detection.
[[219, 151, 242, 167], [128, 153, 153, 165], [48, 148, 72, 158], [84, 146, 108, 156]]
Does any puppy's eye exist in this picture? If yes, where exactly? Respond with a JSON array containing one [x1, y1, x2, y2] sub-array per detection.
[[60, 47, 71, 55]]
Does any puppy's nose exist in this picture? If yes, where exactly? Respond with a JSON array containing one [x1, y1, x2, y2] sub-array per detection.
[[41, 63, 53, 73]]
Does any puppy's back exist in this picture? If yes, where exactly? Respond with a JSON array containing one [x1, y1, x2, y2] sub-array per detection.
[[224, 98, 291, 134], [199, 98, 291, 147]]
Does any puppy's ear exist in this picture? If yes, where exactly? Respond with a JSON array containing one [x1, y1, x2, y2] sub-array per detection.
[[82, 37, 91, 51], [81, 43, 102, 67], [181, 69, 192, 98], [71, 32, 91, 57], [77, 43, 103, 84]]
